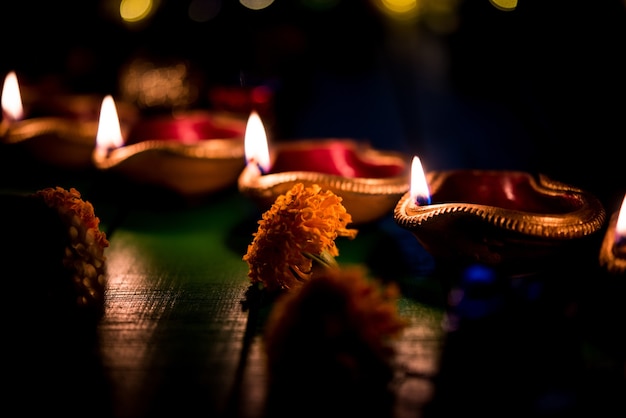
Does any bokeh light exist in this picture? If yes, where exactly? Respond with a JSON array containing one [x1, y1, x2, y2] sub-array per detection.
[[383, 0, 419, 15], [119, 0, 155, 23], [489, 0, 518, 12], [372, 0, 460, 32], [240, 0, 275, 11]]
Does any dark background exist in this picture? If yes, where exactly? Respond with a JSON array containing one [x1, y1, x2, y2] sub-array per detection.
[[1, 0, 625, 211]]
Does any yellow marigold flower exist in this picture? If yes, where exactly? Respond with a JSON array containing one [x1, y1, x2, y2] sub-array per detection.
[[243, 183, 358, 292]]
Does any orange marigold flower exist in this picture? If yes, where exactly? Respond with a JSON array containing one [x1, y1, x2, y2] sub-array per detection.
[[243, 183, 358, 292], [264, 266, 407, 362], [262, 266, 407, 416], [36, 187, 109, 250], [35, 187, 109, 311]]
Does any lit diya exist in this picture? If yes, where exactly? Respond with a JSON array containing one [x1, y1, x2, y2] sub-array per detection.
[[92, 95, 247, 196], [394, 157, 606, 275], [599, 194, 626, 275], [237, 111, 410, 224], [0, 71, 138, 169]]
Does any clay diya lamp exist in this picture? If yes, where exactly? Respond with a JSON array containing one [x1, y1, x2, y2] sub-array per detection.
[[0, 71, 138, 169], [394, 158, 607, 276], [237, 112, 410, 224], [599, 194, 626, 275], [92, 95, 247, 196]]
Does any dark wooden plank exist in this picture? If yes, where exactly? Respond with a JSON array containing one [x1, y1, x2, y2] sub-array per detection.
[[98, 191, 257, 418]]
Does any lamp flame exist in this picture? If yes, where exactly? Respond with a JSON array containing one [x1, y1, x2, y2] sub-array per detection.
[[410, 156, 431, 206], [615, 194, 626, 243], [96, 95, 124, 150], [1, 71, 24, 122], [244, 110, 271, 174]]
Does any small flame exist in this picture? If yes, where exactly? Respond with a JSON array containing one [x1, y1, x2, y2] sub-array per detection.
[[615, 194, 626, 241], [244, 110, 271, 174], [96, 95, 124, 149], [1, 71, 24, 122], [410, 156, 431, 206]]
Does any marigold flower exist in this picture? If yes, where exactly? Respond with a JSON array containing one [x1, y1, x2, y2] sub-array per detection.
[[36, 188, 108, 241], [243, 183, 358, 292], [35, 187, 109, 311], [264, 265, 407, 362], [262, 266, 407, 417]]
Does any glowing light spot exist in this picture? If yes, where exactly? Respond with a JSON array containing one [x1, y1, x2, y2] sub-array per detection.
[[615, 194, 626, 240], [97, 95, 124, 150], [410, 156, 431, 206], [382, 0, 419, 14], [244, 111, 271, 173], [1, 71, 24, 122], [374, 0, 460, 29], [463, 264, 496, 285], [373, 0, 422, 21], [120, 0, 154, 23], [240, 0, 275, 11], [489, 0, 517, 12]]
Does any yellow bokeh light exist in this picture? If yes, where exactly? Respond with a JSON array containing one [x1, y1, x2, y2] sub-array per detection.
[[373, 0, 423, 22], [489, 0, 517, 12], [382, 0, 418, 14], [120, 0, 154, 23]]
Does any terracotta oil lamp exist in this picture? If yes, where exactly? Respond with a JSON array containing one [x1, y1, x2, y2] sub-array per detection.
[[394, 157, 606, 276], [92, 96, 247, 196], [237, 111, 410, 224]]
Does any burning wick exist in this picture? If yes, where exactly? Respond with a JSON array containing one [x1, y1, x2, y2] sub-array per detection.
[[95, 95, 124, 156], [409, 156, 431, 208], [244, 110, 271, 175], [1, 71, 24, 123], [612, 194, 626, 258]]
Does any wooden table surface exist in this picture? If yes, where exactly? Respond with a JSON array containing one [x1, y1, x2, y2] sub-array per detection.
[[1, 154, 624, 418]]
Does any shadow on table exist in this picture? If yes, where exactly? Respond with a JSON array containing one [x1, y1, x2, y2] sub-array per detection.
[[422, 263, 626, 418]]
